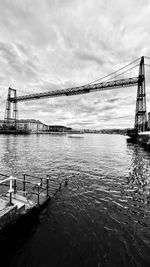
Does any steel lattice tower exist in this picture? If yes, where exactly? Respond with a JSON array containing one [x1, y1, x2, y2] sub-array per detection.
[[134, 56, 147, 132], [4, 87, 18, 129]]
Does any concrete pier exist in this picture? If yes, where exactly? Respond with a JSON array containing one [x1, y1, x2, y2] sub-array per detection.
[[0, 174, 66, 232]]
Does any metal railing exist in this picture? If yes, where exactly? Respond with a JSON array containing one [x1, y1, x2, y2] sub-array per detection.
[[0, 173, 68, 207], [0, 175, 50, 206]]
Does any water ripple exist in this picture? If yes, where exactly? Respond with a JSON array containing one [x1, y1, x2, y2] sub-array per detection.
[[0, 134, 150, 266]]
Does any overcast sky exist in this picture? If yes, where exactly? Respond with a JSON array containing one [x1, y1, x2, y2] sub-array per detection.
[[0, 0, 150, 129]]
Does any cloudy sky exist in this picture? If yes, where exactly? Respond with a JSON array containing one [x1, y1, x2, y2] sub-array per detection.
[[0, 0, 150, 129]]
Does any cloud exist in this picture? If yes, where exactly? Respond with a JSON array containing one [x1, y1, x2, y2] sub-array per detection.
[[107, 98, 119, 103], [75, 50, 106, 66], [0, 0, 150, 129]]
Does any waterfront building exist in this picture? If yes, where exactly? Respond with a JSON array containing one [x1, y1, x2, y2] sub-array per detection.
[[18, 119, 43, 132], [0, 119, 72, 133]]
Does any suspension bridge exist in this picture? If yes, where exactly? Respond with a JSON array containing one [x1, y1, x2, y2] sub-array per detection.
[[1, 56, 150, 136]]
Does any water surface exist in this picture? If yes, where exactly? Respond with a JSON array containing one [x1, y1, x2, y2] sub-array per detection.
[[0, 134, 150, 266]]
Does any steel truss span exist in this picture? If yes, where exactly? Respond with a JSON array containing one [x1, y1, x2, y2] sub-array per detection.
[[4, 56, 148, 134], [9, 77, 139, 102]]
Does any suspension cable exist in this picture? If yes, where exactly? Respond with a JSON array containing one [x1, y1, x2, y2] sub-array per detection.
[[105, 63, 139, 82], [8, 57, 142, 96], [87, 57, 141, 85], [0, 99, 6, 106], [0, 89, 8, 99]]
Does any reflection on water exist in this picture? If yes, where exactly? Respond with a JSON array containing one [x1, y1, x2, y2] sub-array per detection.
[[0, 134, 150, 266], [127, 142, 150, 203]]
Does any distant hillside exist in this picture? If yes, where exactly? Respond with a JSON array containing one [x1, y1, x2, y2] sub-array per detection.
[[84, 128, 131, 135], [99, 128, 128, 135]]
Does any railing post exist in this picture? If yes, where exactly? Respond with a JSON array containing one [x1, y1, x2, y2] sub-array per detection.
[[46, 176, 49, 197], [8, 176, 14, 205], [9, 191, 12, 205], [23, 174, 26, 195], [14, 178, 17, 194], [37, 183, 40, 205]]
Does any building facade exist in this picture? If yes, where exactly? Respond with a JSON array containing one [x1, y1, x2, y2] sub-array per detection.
[[18, 119, 48, 132], [0, 119, 72, 132]]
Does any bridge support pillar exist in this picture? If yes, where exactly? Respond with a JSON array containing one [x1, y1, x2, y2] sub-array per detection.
[[134, 56, 147, 132], [4, 87, 18, 130]]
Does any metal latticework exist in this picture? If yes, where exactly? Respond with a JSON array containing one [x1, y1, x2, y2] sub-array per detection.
[[4, 57, 147, 131], [13, 77, 138, 102], [4, 87, 18, 129], [5, 78, 139, 129], [134, 56, 147, 132]]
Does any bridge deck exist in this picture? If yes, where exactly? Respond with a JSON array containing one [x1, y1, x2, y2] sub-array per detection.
[[9, 77, 139, 102]]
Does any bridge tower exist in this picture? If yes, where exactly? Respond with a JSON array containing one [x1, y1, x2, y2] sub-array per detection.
[[4, 87, 18, 129], [134, 56, 147, 132]]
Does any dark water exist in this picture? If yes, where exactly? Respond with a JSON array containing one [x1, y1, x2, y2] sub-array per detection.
[[1, 134, 150, 267]]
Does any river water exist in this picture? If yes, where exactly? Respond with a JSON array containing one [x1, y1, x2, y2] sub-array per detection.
[[1, 133, 150, 267]]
